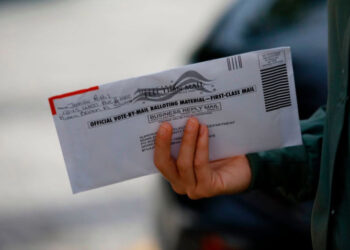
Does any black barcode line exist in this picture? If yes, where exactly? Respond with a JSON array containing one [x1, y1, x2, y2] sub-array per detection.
[[264, 97, 291, 106], [263, 81, 289, 88], [263, 84, 289, 92], [263, 86, 290, 94], [261, 64, 286, 73], [264, 92, 291, 101], [264, 98, 291, 105], [265, 97, 291, 105], [264, 95, 291, 104], [266, 102, 292, 112], [262, 74, 288, 82], [227, 58, 232, 71], [263, 82, 290, 88], [262, 75, 288, 82], [263, 88, 290, 95], [262, 77, 289, 85], [227, 55, 243, 71], [261, 69, 287, 78], [261, 64, 291, 112], [261, 64, 287, 72], [262, 79, 289, 86], [263, 85, 290, 94], [264, 92, 290, 100], [266, 103, 292, 112], [263, 80, 290, 88], [266, 103, 292, 111], [265, 98, 292, 105]]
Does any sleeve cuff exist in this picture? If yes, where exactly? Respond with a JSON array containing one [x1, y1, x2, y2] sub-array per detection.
[[246, 153, 263, 191]]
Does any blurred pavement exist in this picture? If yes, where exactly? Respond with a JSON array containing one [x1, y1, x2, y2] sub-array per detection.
[[0, 0, 231, 249]]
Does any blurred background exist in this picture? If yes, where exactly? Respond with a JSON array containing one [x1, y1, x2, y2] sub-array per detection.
[[0, 0, 231, 249], [0, 0, 328, 249]]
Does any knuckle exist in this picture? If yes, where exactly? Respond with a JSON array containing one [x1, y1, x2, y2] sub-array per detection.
[[176, 158, 189, 169], [213, 185, 226, 196], [192, 186, 209, 200], [184, 131, 196, 143], [187, 191, 200, 200], [194, 158, 204, 169], [154, 155, 172, 169], [198, 189, 210, 199], [153, 157, 161, 168], [186, 187, 204, 200], [184, 126, 195, 136], [183, 130, 197, 142]]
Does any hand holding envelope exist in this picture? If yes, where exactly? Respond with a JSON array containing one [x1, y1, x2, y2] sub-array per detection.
[[49, 47, 301, 193], [154, 117, 252, 199]]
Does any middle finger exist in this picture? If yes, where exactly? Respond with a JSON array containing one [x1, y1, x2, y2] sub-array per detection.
[[176, 117, 200, 188]]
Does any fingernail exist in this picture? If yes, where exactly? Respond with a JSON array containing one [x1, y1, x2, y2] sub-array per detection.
[[200, 124, 207, 136], [159, 123, 170, 136], [186, 117, 198, 131]]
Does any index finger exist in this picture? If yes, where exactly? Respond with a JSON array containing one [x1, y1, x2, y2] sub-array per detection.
[[153, 122, 178, 182]]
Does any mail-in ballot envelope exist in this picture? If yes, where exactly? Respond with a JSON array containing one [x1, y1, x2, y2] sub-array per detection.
[[49, 47, 302, 193]]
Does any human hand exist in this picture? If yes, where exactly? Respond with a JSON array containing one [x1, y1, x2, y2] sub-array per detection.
[[153, 117, 252, 200]]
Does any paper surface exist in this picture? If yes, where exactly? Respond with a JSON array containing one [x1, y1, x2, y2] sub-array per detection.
[[49, 47, 302, 193]]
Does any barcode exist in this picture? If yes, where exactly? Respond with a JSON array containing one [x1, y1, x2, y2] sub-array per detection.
[[261, 64, 291, 112], [227, 55, 242, 71]]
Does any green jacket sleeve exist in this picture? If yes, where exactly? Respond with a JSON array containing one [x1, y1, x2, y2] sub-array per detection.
[[246, 107, 326, 201]]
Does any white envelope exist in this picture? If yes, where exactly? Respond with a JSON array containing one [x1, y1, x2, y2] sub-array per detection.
[[49, 47, 302, 193]]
